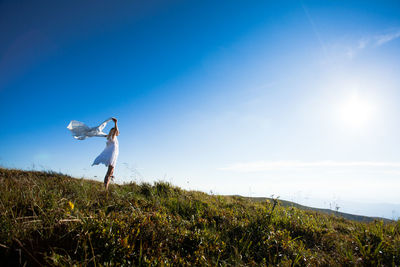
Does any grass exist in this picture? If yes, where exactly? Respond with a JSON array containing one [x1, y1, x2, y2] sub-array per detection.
[[0, 167, 399, 266]]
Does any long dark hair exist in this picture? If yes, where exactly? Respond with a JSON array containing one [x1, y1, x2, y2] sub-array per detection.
[[107, 128, 117, 140]]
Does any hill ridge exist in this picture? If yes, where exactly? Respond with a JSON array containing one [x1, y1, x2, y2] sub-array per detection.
[[241, 196, 392, 223]]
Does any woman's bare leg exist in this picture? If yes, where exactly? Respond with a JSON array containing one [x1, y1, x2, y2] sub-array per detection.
[[104, 165, 114, 190]]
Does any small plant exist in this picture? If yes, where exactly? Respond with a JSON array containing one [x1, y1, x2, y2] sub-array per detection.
[[139, 182, 152, 198], [154, 181, 171, 197]]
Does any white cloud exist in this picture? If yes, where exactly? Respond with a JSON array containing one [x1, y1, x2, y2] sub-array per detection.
[[358, 38, 369, 49], [374, 30, 400, 46], [219, 160, 400, 172], [338, 29, 400, 60]]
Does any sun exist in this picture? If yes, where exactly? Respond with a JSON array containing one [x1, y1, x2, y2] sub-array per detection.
[[337, 93, 375, 129]]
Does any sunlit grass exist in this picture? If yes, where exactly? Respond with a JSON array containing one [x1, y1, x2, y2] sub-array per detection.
[[0, 168, 399, 266]]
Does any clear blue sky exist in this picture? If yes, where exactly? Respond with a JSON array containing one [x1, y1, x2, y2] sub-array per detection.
[[1, 0, 400, 218]]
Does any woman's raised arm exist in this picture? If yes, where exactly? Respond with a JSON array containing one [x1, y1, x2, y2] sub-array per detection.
[[112, 117, 120, 136]]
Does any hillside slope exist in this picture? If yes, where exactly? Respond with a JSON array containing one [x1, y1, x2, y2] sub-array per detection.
[[244, 197, 392, 223], [0, 168, 399, 266]]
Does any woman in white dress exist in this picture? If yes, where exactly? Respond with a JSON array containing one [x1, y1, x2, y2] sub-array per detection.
[[92, 117, 119, 190]]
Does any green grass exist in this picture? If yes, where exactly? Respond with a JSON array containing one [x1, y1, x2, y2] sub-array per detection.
[[245, 197, 392, 223], [0, 168, 399, 266]]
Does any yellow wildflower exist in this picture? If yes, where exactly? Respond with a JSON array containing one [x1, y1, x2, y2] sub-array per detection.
[[121, 236, 129, 247]]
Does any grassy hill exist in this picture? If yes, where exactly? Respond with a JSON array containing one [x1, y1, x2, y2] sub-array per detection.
[[244, 197, 392, 223], [0, 168, 399, 266]]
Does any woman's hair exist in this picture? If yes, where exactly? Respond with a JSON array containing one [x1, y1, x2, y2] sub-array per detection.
[[107, 128, 116, 140]]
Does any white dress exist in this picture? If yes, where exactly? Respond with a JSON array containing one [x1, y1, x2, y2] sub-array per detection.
[[92, 135, 119, 167]]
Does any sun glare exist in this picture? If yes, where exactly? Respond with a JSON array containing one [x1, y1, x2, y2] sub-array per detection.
[[337, 93, 375, 129]]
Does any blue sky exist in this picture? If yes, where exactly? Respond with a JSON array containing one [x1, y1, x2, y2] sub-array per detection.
[[1, 0, 400, 219]]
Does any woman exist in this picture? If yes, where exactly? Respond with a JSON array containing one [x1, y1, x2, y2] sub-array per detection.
[[92, 117, 119, 190]]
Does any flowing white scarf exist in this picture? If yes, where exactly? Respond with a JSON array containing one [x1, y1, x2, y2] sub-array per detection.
[[67, 118, 112, 140]]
